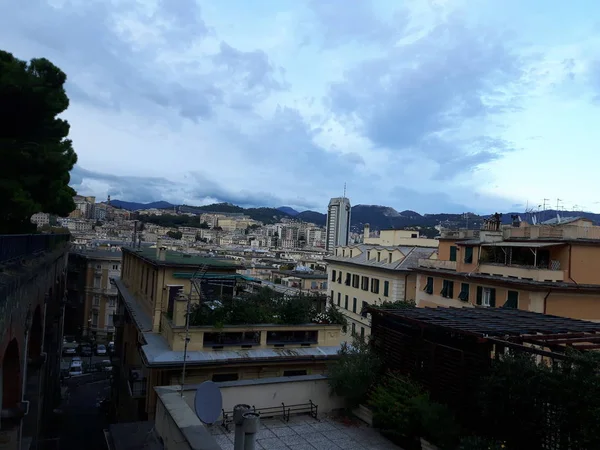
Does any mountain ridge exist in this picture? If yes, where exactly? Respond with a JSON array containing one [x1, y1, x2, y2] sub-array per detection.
[[110, 199, 600, 230]]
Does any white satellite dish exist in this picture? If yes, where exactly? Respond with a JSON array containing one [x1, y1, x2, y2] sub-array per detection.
[[194, 381, 223, 425]]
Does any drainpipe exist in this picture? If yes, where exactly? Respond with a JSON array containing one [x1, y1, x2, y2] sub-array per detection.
[[404, 274, 409, 301], [233, 404, 252, 450], [543, 291, 551, 315], [242, 412, 260, 450], [568, 244, 578, 284]]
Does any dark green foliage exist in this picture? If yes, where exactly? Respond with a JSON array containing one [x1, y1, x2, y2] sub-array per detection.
[[187, 287, 346, 328], [414, 396, 461, 449], [328, 335, 382, 408], [458, 436, 507, 450], [372, 299, 416, 309], [478, 350, 600, 450], [140, 214, 204, 229], [0, 50, 77, 233], [167, 230, 182, 239]]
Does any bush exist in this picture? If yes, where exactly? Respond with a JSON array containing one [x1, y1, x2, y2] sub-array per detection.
[[414, 396, 460, 449], [458, 436, 507, 450], [328, 335, 381, 408]]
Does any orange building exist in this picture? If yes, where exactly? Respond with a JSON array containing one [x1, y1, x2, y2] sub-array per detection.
[[414, 215, 600, 321]]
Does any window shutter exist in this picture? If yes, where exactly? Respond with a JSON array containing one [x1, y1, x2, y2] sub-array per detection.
[[450, 246, 457, 262], [448, 281, 454, 299], [489, 288, 496, 307], [476, 286, 483, 305]]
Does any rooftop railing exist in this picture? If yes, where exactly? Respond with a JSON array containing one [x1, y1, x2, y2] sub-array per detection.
[[0, 233, 70, 264]]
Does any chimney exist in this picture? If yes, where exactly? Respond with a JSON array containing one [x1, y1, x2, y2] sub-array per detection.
[[363, 223, 370, 240], [155, 239, 162, 258], [158, 247, 167, 261]]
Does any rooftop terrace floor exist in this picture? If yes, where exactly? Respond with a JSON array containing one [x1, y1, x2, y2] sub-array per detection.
[[209, 414, 401, 450]]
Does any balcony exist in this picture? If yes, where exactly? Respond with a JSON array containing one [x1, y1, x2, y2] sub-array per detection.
[[418, 259, 457, 271], [504, 225, 600, 241], [478, 263, 565, 282]]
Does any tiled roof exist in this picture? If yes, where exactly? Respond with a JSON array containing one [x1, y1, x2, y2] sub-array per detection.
[[325, 244, 437, 271]]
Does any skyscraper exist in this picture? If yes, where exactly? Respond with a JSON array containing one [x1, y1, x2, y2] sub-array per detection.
[[326, 196, 351, 252]]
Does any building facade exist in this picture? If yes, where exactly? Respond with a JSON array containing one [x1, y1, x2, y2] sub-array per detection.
[[414, 216, 600, 321], [66, 250, 121, 341], [326, 197, 351, 252], [112, 246, 343, 423], [325, 244, 437, 339]]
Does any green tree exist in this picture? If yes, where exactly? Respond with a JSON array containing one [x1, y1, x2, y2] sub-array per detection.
[[0, 50, 77, 233], [167, 230, 182, 239]]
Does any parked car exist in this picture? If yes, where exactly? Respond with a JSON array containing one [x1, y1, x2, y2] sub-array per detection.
[[108, 341, 115, 353], [63, 341, 78, 356], [101, 360, 113, 372], [79, 344, 92, 356], [69, 360, 83, 377], [96, 344, 107, 356]]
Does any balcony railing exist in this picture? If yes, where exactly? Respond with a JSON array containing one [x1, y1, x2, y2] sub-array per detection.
[[504, 225, 600, 241], [418, 259, 457, 271], [0, 233, 70, 264], [478, 263, 565, 282]]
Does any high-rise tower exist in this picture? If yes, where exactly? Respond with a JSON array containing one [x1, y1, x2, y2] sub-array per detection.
[[326, 196, 351, 252]]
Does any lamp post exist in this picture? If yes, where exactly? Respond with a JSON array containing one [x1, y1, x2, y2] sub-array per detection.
[[87, 317, 93, 370]]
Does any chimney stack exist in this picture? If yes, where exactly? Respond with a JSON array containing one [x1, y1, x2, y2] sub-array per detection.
[[363, 223, 370, 240]]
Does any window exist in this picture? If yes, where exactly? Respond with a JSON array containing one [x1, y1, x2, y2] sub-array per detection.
[[92, 311, 98, 326], [360, 327, 365, 339], [331, 290, 335, 303], [109, 297, 116, 307], [331, 270, 336, 282], [351, 323, 356, 335], [464, 247, 474, 264], [458, 283, 469, 302], [371, 278, 380, 294], [112, 264, 119, 270], [388, 253, 392, 263], [361, 301, 369, 317], [93, 295, 100, 306], [383, 281, 389, 297], [106, 314, 114, 327], [377, 252, 381, 262], [93, 277, 101, 289], [337, 292, 341, 306], [96, 264, 101, 269], [449, 246, 457, 262], [361, 276, 369, 291], [337, 271, 342, 284], [424, 277, 434, 295], [212, 373, 239, 383], [505, 290, 519, 308], [352, 274, 360, 288], [345, 273, 351, 286], [411, 233, 418, 238], [344, 295, 349, 310], [367, 251, 371, 260], [283, 370, 307, 377], [476, 286, 496, 307], [441, 280, 454, 298], [353, 297, 357, 313]]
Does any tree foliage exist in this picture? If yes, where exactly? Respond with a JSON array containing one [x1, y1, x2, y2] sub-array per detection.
[[167, 230, 183, 239], [0, 50, 77, 233], [328, 335, 382, 408]]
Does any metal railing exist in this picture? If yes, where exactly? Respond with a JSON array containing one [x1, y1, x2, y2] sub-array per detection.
[[0, 233, 70, 264]]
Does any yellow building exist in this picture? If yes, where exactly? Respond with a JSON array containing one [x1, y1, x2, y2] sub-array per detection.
[[113, 246, 344, 422], [325, 243, 437, 338], [363, 225, 439, 248], [66, 249, 122, 341], [414, 215, 600, 321]]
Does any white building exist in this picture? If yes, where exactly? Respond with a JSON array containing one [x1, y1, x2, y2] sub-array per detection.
[[326, 197, 351, 252], [30, 212, 50, 228]]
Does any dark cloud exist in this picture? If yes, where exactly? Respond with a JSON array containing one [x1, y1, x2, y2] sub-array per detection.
[[327, 15, 529, 177]]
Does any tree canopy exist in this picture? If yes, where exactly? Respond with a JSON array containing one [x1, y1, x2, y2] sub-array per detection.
[[0, 50, 77, 234]]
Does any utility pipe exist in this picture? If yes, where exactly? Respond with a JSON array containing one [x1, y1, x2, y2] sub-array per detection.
[[233, 404, 252, 450], [242, 412, 260, 450]]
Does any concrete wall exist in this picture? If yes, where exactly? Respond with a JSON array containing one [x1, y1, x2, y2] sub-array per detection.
[[183, 375, 344, 417]]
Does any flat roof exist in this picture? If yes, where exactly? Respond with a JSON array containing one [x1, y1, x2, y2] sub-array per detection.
[[480, 241, 564, 248], [123, 247, 239, 268]]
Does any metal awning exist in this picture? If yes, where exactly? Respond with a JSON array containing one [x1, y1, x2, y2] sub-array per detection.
[[481, 242, 564, 248]]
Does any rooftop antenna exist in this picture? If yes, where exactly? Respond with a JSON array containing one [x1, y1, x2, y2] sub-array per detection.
[[463, 212, 469, 230], [343, 182, 347, 200], [181, 264, 208, 396], [556, 198, 562, 212]]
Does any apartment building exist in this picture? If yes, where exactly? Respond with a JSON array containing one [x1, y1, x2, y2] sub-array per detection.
[[30, 212, 50, 228], [325, 244, 437, 338], [66, 249, 122, 341], [414, 215, 600, 321], [112, 246, 344, 422], [326, 197, 351, 252], [364, 225, 438, 248]]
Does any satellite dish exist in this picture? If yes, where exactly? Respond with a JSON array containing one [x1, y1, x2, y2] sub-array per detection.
[[194, 381, 223, 425]]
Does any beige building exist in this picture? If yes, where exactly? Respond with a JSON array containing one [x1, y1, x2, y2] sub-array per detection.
[[325, 244, 437, 338], [113, 246, 344, 422], [66, 249, 122, 341], [364, 225, 439, 248], [414, 215, 600, 321]]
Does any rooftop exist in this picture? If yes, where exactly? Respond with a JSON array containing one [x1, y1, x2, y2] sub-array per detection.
[[124, 246, 240, 268], [272, 269, 327, 279], [326, 244, 437, 271]]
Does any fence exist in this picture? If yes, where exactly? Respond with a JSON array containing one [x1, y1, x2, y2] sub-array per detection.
[[0, 233, 70, 264]]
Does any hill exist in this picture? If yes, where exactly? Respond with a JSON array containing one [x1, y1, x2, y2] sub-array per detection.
[[110, 200, 174, 211], [277, 206, 300, 216]]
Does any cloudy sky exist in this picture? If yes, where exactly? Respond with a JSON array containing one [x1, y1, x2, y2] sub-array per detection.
[[3, 0, 600, 214]]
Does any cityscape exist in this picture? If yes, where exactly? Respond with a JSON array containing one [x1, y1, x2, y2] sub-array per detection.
[[4, 1, 600, 450]]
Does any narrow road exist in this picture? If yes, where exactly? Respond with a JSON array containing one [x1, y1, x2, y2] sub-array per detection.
[[57, 379, 110, 450]]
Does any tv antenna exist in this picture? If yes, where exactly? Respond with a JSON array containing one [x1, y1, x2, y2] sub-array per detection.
[[180, 264, 208, 396], [343, 183, 347, 199], [556, 198, 562, 211], [193, 381, 223, 425]]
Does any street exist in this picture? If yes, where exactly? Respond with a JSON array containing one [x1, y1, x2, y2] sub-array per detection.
[[58, 379, 111, 450]]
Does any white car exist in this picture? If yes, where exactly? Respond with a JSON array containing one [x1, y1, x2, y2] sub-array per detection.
[[101, 360, 113, 372], [69, 360, 83, 377], [96, 344, 107, 356]]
